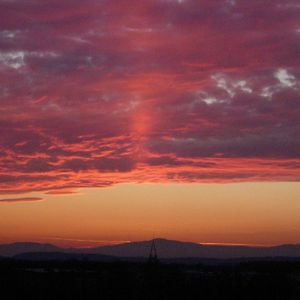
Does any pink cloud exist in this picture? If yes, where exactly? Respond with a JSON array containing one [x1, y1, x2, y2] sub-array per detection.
[[0, 0, 300, 193]]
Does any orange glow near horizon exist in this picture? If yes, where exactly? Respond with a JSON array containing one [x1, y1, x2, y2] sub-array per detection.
[[1, 182, 300, 248]]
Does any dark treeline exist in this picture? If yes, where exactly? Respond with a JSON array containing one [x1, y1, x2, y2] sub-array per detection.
[[0, 258, 300, 299]]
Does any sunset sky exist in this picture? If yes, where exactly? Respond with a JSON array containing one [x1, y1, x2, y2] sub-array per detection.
[[0, 0, 300, 247]]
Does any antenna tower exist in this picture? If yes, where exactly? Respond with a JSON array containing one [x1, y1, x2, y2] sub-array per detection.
[[148, 239, 159, 264]]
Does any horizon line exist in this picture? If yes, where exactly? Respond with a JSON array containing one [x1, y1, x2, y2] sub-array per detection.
[[1, 237, 299, 249]]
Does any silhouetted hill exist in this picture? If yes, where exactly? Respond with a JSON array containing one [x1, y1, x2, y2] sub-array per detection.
[[1, 239, 300, 259], [86, 238, 203, 257], [14, 252, 117, 262], [85, 238, 300, 259], [0, 242, 64, 257]]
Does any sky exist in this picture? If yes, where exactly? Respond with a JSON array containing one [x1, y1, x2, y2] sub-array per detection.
[[0, 0, 300, 247]]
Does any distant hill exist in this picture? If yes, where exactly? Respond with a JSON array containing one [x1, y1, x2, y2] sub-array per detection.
[[85, 238, 300, 259], [0, 242, 64, 257], [14, 252, 117, 262], [1, 239, 300, 259]]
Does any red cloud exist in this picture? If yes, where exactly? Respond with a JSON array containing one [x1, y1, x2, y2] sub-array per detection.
[[0, 0, 300, 193]]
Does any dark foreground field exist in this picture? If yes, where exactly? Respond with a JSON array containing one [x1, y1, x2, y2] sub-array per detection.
[[1, 259, 300, 300]]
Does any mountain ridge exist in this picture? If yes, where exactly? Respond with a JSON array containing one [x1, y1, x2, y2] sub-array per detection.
[[1, 238, 300, 259]]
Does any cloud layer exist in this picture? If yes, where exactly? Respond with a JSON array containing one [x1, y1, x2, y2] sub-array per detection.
[[0, 0, 300, 193]]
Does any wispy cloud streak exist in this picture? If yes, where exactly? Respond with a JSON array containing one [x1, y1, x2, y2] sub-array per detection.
[[0, 197, 44, 203]]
